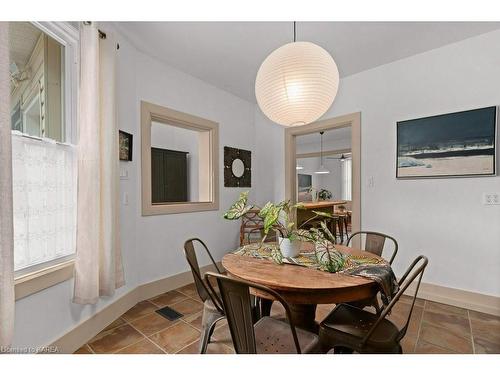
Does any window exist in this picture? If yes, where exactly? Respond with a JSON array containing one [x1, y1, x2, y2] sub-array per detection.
[[341, 158, 352, 201], [9, 22, 78, 286], [141, 101, 219, 215]]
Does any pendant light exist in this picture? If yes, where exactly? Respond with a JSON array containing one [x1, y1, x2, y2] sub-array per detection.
[[315, 131, 330, 174], [255, 22, 339, 127]]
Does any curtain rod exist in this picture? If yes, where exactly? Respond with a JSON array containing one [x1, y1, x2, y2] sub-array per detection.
[[83, 22, 119, 50]]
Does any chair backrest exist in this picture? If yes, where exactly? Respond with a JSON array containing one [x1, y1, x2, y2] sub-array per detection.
[[183, 238, 223, 308], [361, 255, 428, 346], [205, 272, 302, 354], [347, 231, 399, 264]]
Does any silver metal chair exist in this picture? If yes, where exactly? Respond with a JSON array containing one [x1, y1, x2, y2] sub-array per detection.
[[183, 238, 225, 354], [205, 271, 321, 354]]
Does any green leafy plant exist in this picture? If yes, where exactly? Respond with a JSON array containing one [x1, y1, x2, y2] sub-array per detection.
[[223, 192, 346, 272], [318, 189, 332, 201]]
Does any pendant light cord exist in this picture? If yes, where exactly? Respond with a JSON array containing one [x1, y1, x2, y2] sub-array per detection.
[[320, 131, 324, 165]]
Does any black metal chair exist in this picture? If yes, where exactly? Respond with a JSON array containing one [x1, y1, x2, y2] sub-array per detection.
[[318, 255, 428, 354], [346, 231, 399, 313], [347, 231, 398, 264], [205, 272, 322, 354], [183, 238, 226, 354]]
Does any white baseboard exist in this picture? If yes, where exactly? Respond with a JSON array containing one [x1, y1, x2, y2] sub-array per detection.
[[50, 262, 221, 354], [404, 281, 500, 316]]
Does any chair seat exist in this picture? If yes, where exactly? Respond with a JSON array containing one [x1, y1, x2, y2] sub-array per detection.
[[254, 317, 321, 354], [319, 304, 400, 352]]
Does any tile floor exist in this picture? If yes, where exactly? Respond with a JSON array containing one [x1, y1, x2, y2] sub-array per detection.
[[76, 283, 500, 354]]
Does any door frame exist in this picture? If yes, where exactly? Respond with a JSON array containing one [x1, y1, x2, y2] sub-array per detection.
[[284, 112, 361, 242]]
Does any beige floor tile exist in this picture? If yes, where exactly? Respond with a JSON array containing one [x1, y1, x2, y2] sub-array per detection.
[[122, 301, 159, 322], [419, 321, 472, 353], [149, 321, 200, 353], [182, 312, 204, 330], [129, 312, 179, 336], [149, 290, 189, 308], [422, 310, 471, 338], [473, 336, 500, 354], [176, 283, 198, 297], [116, 339, 165, 354], [414, 340, 459, 354], [470, 318, 500, 346], [388, 303, 423, 337], [400, 334, 417, 353], [74, 345, 92, 354], [399, 295, 425, 308], [170, 298, 204, 317], [177, 340, 234, 354], [469, 310, 500, 325], [88, 324, 143, 354], [425, 301, 467, 317], [182, 312, 226, 332]]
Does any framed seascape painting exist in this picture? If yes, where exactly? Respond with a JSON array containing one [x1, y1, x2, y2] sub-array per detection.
[[396, 106, 497, 179]]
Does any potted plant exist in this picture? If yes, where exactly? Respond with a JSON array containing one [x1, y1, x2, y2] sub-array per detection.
[[318, 188, 332, 201], [224, 192, 339, 259]]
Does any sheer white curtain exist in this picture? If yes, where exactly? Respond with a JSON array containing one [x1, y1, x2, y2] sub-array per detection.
[[73, 23, 124, 304], [0, 22, 15, 347], [341, 159, 352, 201], [11, 134, 76, 271]]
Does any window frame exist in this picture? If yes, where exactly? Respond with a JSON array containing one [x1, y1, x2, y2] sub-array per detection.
[[141, 101, 220, 216], [13, 21, 79, 299]]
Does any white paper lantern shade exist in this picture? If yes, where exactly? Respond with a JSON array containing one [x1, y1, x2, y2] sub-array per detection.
[[255, 41, 339, 127]]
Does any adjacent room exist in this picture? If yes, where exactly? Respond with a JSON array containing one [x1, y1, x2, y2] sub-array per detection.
[[0, 11, 499, 364]]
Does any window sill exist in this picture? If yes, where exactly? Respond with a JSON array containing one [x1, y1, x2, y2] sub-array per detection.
[[14, 260, 74, 300]]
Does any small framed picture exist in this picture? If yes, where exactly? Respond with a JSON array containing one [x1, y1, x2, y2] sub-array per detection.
[[119, 130, 133, 161]]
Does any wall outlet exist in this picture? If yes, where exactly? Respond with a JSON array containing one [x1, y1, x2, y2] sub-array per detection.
[[122, 192, 129, 206], [483, 193, 500, 205]]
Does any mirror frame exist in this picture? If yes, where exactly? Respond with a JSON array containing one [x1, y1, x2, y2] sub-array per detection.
[[141, 101, 219, 215]]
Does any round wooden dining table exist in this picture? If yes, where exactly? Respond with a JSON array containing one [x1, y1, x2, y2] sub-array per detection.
[[222, 243, 381, 332]]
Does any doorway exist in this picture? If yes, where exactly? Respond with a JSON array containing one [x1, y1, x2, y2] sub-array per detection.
[[284, 112, 361, 242]]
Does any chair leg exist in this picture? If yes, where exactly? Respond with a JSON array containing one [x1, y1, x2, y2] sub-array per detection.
[[199, 313, 224, 354], [260, 298, 273, 317]]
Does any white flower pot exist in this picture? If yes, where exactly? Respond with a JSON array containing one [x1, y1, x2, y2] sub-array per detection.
[[278, 237, 301, 258]]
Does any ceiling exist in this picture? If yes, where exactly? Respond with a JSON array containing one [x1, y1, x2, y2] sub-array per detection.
[[114, 22, 500, 102], [9, 22, 42, 69]]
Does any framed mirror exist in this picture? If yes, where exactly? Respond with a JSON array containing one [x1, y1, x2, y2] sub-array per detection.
[[141, 101, 219, 215], [224, 146, 251, 187]]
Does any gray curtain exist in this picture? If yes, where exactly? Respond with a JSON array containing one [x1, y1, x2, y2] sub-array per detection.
[[0, 22, 15, 347]]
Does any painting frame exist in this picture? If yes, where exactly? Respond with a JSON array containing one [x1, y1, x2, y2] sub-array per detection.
[[224, 146, 251, 187], [396, 106, 498, 179], [119, 130, 133, 161]]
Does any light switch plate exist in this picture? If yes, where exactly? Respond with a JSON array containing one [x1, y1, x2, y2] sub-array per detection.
[[120, 167, 129, 180], [483, 193, 500, 205]]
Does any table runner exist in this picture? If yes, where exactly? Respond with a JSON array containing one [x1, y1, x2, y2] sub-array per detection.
[[233, 242, 399, 305]]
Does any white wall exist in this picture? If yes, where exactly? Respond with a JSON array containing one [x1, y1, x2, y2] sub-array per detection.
[[297, 157, 343, 201], [256, 29, 500, 297], [12, 27, 257, 347]]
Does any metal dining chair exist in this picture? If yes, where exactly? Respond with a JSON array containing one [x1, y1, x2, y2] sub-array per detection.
[[205, 272, 322, 354], [345, 231, 399, 313], [346, 231, 398, 264], [318, 255, 428, 354], [183, 238, 226, 354]]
